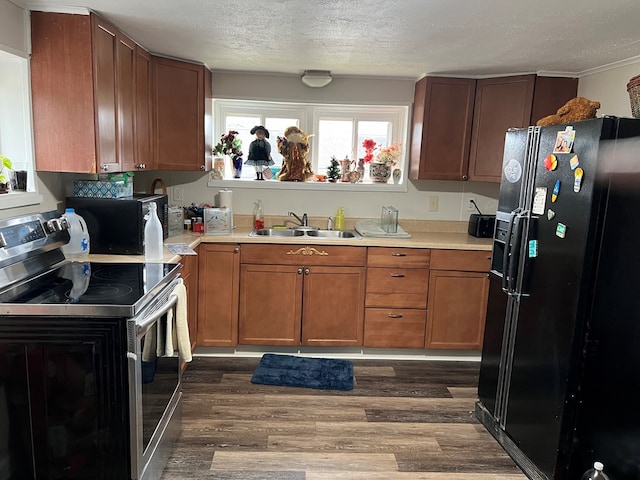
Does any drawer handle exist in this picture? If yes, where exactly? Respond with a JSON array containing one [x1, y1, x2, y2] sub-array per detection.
[[390, 273, 405, 278], [391, 253, 407, 257], [388, 314, 403, 319]]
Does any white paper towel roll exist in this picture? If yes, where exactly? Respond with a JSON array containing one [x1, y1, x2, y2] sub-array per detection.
[[218, 189, 233, 228]]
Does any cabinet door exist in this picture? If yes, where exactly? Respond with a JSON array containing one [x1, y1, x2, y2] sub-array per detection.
[[115, 33, 136, 172], [91, 15, 120, 173], [302, 266, 366, 347], [468, 75, 535, 182], [153, 56, 211, 171], [180, 247, 199, 351], [426, 270, 489, 350], [132, 45, 153, 171], [197, 244, 240, 347], [31, 12, 97, 173], [410, 77, 476, 180], [239, 264, 302, 345]]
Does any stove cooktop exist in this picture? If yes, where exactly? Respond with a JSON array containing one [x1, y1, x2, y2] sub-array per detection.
[[0, 262, 181, 317]]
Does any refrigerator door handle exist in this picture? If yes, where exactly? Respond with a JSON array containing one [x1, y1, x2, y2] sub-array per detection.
[[507, 212, 527, 295], [502, 210, 520, 293]]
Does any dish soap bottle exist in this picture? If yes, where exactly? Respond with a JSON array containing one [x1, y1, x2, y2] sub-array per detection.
[[253, 200, 265, 230], [144, 201, 163, 261], [581, 462, 610, 480], [335, 207, 345, 231]]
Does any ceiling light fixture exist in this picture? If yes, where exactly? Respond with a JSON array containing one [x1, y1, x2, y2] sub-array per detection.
[[301, 70, 332, 88]]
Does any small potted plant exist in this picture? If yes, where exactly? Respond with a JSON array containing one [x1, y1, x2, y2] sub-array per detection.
[[0, 155, 13, 193], [370, 143, 402, 183], [212, 131, 243, 178]]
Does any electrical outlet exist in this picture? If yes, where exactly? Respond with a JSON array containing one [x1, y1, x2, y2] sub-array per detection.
[[467, 196, 478, 212], [428, 196, 439, 212], [173, 186, 184, 203]]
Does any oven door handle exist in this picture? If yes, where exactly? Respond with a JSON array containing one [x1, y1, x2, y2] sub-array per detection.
[[136, 294, 178, 336]]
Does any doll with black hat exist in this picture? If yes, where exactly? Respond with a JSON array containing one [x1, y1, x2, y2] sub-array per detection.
[[245, 125, 274, 180]]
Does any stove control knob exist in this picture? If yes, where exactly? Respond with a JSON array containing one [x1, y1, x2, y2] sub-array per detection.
[[44, 218, 68, 234]]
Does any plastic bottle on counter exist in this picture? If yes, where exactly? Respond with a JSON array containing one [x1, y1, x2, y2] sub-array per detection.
[[61, 208, 90, 259], [253, 200, 265, 230], [581, 462, 610, 480], [335, 207, 345, 231], [144, 202, 163, 261]]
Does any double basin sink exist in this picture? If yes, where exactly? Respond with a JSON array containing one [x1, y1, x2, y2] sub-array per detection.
[[249, 228, 361, 239]]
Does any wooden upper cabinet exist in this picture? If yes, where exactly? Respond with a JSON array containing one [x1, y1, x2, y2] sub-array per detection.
[[152, 57, 213, 171], [468, 75, 536, 182], [31, 12, 142, 173], [410, 77, 476, 181], [410, 74, 577, 183], [130, 45, 153, 171]]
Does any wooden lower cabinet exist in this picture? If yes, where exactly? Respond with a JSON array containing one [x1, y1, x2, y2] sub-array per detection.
[[426, 250, 491, 350], [197, 244, 240, 347], [180, 245, 199, 351], [239, 244, 366, 347], [364, 247, 430, 349]]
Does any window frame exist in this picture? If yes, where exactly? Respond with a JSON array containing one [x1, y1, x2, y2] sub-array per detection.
[[211, 99, 410, 191], [0, 49, 43, 211]]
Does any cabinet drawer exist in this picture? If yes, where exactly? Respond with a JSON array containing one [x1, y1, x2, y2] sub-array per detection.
[[367, 247, 430, 268], [364, 308, 426, 348], [430, 249, 491, 272], [365, 267, 428, 309], [241, 244, 366, 266]]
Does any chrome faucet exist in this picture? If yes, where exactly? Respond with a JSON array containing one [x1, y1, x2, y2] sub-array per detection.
[[288, 211, 308, 227]]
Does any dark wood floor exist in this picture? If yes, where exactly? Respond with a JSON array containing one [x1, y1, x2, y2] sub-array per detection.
[[161, 356, 527, 480]]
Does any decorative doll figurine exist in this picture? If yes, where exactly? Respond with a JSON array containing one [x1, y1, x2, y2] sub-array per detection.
[[245, 125, 273, 180], [276, 126, 314, 182]]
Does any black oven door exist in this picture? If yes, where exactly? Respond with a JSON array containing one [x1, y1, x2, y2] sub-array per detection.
[[128, 291, 182, 480]]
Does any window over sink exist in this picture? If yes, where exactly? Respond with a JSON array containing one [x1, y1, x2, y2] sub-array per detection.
[[211, 99, 409, 190], [0, 49, 42, 210]]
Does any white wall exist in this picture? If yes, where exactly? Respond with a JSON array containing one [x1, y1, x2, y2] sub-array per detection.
[[578, 60, 640, 117]]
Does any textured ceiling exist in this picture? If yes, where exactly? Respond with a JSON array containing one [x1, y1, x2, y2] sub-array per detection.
[[15, 0, 640, 79]]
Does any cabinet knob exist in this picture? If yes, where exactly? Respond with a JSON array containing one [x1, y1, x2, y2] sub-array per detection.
[[462, 175, 468, 180], [304, 268, 310, 275], [390, 273, 405, 278], [297, 268, 303, 275], [136, 163, 146, 169], [101, 165, 109, 171], [200, 165, 206, 171], [234, 247, 240, 253]]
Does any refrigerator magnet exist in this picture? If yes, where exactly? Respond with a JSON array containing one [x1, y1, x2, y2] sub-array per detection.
[[555, 223, 567, 239], [552, 180, 561, 202], [533, 187, 547, 215], [544, 154, 558, 171], [574, 167, 584, 192], [528, 239, 539, 258], [547, 209, 556, 220], [569, 155, 580, 170], [553, 127, 575, 153]]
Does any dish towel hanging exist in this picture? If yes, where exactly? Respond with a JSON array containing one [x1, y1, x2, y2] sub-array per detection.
[[165, 279, 192, 362]]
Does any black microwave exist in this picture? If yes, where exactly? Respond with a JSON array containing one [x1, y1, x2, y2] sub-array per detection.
[[66, 194, 169, 254]]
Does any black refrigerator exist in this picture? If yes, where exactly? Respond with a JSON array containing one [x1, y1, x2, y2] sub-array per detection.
[[476, 116, 640, 480]]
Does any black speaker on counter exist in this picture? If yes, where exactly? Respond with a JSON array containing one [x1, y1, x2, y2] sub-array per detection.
[[468, 214, 496, 238]]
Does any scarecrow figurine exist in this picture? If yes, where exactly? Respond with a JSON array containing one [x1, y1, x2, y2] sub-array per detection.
[[245, 125, 274, 180]]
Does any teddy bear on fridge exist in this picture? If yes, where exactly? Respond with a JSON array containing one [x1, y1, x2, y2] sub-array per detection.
[[536, 97, 601, 127]]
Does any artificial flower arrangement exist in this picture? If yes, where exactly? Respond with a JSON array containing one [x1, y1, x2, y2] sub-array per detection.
[[213, 130, 243, 158], [361, 138, 377, 163], [375, 143, 402, 166], [0, 155, 13, 191]]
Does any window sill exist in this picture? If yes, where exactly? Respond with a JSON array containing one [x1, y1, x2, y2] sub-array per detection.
[[207, 176, 408, 193], [0, 192, 44, 210]]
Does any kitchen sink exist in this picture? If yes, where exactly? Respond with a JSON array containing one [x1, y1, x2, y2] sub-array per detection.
[[249, 228, 361, 239], [249, 228, 306, 237]]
